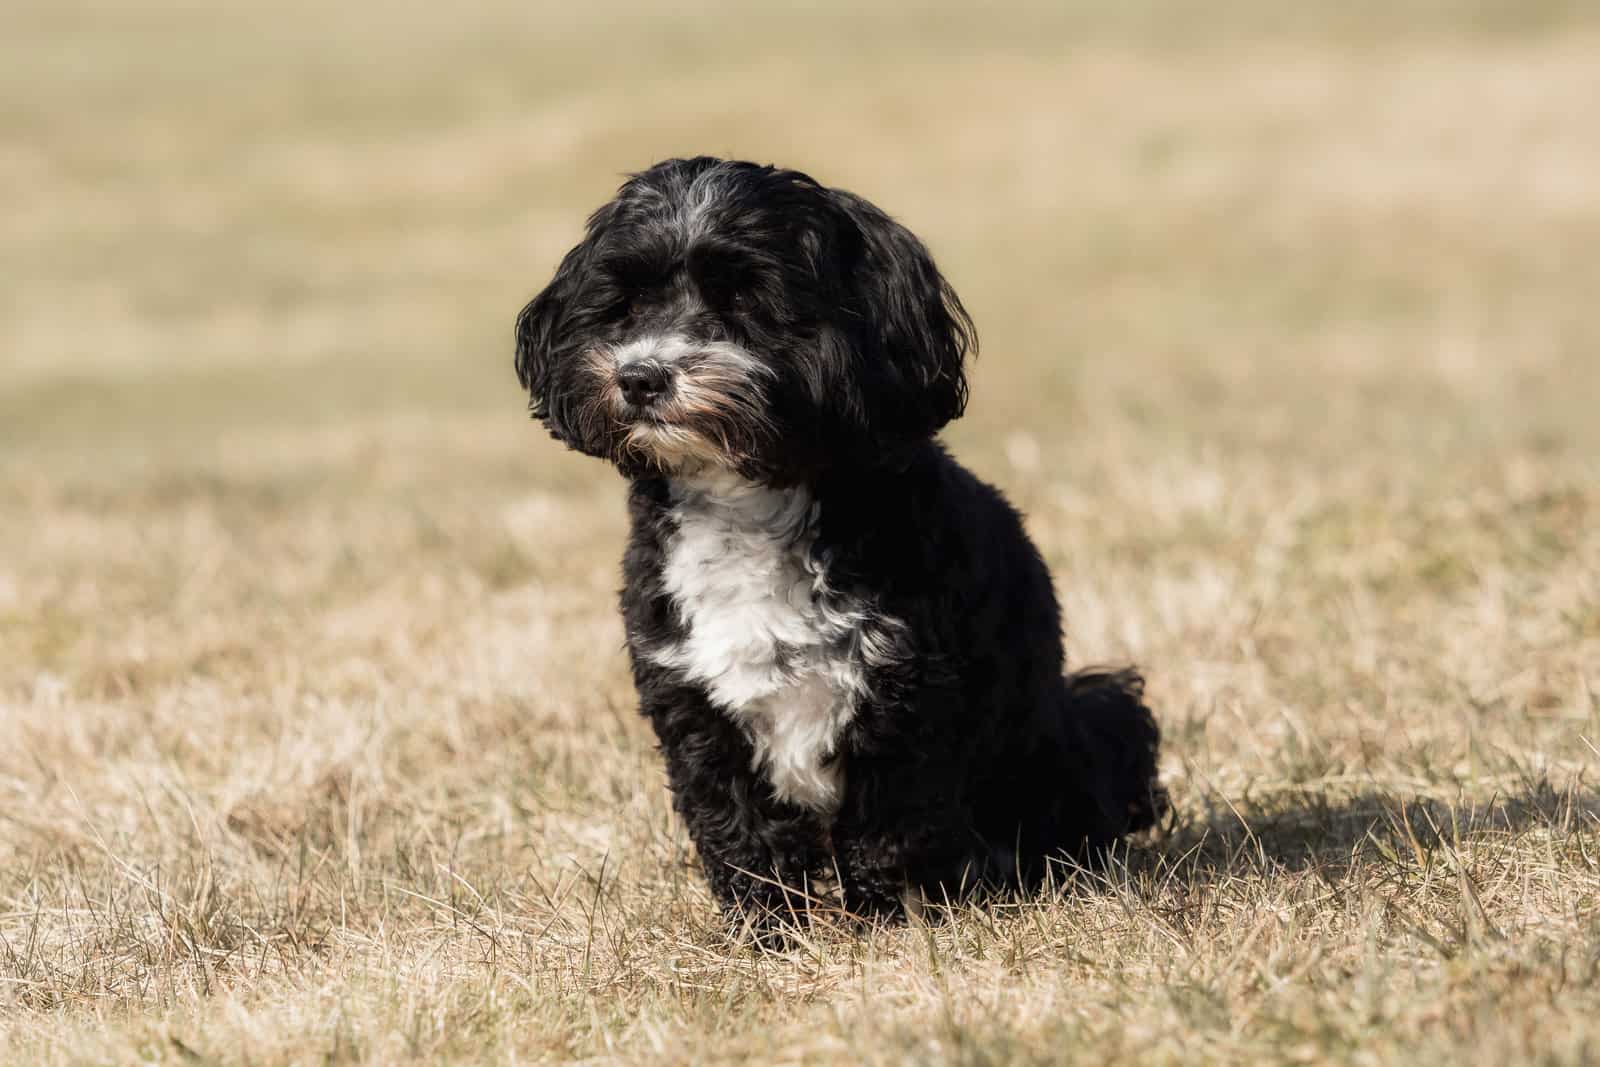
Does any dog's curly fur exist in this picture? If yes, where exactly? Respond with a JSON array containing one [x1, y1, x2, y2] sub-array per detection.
[[515, 157, 1166, 934]]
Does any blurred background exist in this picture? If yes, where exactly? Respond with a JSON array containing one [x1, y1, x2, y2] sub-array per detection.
[[6, 0, 1598, 486], [7, 0, 1600, 747], [5, 0, 1598, 739]]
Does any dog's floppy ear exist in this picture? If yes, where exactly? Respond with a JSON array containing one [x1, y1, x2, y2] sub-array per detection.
[[514, 201, 615, 422], [513, 257, 571, 420], [829, 190, 976, 439]]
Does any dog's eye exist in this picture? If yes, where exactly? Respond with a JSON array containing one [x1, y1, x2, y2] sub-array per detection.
[[708, 282, 751, 313]]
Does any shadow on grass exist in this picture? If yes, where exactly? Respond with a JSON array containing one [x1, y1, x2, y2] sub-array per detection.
[[1131, 771, 1598, 887]]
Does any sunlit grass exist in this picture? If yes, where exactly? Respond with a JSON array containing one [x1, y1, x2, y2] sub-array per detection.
[[2, 1, 1598, 1062]]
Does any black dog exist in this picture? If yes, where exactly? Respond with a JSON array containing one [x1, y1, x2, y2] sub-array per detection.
[[515, 157, 1165, 933]]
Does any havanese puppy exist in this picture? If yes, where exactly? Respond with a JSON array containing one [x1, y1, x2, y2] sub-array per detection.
[[514, 157, 1165, 936]]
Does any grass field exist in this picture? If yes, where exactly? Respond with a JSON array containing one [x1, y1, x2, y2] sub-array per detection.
[[4, 1, 1600, 1062]]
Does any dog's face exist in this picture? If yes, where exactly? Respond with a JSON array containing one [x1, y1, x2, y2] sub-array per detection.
[[514, 157, 975, 483]]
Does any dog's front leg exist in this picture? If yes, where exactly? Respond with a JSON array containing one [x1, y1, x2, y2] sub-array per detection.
[[832, 748, 987, 925], [643, 688, 828, 940]]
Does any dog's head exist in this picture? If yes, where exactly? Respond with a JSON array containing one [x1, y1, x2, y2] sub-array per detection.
[[514, 157, 975, 482]]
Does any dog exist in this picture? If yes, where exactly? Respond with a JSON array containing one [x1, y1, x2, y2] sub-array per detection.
[[514, 157, 1165, 934]]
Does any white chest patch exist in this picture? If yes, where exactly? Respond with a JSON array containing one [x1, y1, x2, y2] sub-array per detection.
[[646, 473, 894, 814]]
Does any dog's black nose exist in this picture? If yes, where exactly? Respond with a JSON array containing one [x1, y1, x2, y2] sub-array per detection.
[[617, 362, 668, 407]]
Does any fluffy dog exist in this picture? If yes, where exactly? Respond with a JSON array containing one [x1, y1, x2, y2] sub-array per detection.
[[514, 157, 1165, 933]]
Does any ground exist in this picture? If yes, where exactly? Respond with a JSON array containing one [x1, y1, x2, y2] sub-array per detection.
[[3, 1, 1599, 1063]]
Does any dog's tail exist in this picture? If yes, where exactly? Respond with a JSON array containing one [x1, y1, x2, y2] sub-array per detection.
[[1058, 668, 1168, 851]]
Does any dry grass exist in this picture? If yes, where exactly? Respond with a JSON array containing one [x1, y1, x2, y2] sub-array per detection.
[[4, 1, 1600, 1062]]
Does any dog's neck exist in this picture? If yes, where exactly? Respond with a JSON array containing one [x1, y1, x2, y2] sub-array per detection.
[[665, 470, 819, 545]]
